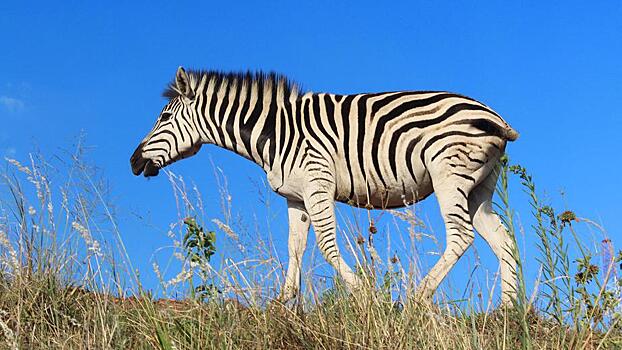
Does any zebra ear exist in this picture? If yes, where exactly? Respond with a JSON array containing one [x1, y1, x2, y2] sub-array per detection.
[[175, 66, 195, 100]]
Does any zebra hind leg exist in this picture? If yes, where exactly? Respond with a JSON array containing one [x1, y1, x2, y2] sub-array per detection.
[[415, 150, 500, 302], [468, 167, 518, 307]]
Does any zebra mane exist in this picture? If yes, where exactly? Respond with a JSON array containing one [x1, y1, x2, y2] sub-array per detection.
[[163, 69, 303, 101]]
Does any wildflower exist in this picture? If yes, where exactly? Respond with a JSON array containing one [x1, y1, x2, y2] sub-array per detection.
[[28, 206, 36, 216], [369, 221, 377, 234], [559, 210, 578, 224], [575, 264, 599, 284], [588, 264, 600, 276], [356, 235, 365, 245]]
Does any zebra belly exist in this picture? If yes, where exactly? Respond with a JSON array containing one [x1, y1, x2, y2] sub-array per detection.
[[335, 168, 434, 209]]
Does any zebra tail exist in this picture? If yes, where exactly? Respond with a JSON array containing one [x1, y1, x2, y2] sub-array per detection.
[[472, 119, 519, 142], [502, 127, 519, 141]]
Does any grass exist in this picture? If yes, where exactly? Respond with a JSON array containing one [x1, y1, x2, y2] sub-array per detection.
[[0, 144, 620, 349]]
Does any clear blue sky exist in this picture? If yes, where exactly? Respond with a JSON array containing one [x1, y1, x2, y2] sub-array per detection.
[[1, 1, 621, 300]]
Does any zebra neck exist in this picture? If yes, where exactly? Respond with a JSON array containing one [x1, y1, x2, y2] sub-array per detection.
[[198, 84, 288, 173]]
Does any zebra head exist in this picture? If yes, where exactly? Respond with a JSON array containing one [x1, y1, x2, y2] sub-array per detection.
[[130, 67, 203, 177]]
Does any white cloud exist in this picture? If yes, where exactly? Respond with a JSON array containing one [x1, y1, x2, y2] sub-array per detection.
[[0, 96, 25, 112]]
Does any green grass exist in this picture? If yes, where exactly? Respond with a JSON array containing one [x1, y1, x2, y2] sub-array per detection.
[[0, 146, 620, 349]]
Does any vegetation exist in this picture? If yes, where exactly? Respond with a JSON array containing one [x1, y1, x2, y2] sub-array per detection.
[[0, 145, 620, 349]]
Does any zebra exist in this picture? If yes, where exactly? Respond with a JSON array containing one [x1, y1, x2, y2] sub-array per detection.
[[130, 67, 520, 305]]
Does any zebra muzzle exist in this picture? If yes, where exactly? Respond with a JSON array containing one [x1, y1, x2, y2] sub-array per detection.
[[130, 144, 160, 177], [131, 157, 160, 177], [143, 160, 160, 177]]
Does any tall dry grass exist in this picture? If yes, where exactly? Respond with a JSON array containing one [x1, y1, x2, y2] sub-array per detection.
[[0, 143, 620, 349]]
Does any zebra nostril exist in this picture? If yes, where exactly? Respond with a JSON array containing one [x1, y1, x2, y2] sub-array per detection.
[[130, 143, 146, 162]]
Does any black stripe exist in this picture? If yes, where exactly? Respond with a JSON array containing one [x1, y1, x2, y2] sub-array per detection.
[[150, 129, 179, 155], [281, 101, 296, 174], [448, 213, 472, 225], [309, 190, 328, 197], [209, 80, 226, 145], [452, 172, 476, 182], [311, 198, 331, 206], [314, 215, 332, 223], [319, 240, 336, 252], [256, 89, 278, 169], [174, 118, 185, 143], [430, 142, 467, 163], [198, 84, 215, 142], [142, 146, 168, 154], [236, 84, 253, 157], [277, 106, 288, 182], [182, 124, 194, 145], [341, 95, 355, 199], [177, 102, 191, 126], [217, 81, 231, 144], [370, 91, 434, 117], [451, 118, 508, 138], [240, 83, 264, 162], [288, 100, 305, 172], [455, 203, 469, 215], [313, 206, 329, 216], [309, 176, 334, 184], [145, 139, 171, 152], [225, 82, 242, 151], [312, 94, 338, 151], [306, 160, 327, 167], [302, 98, 333, 157], [457, 187, 468, 199], [380, 93, 460, 180], [324, 94, 338, 138], [356, 95, 372, 195], [421, 130, 489, 164], [404, 135, 423, 183], [449, 232, 472, 246]]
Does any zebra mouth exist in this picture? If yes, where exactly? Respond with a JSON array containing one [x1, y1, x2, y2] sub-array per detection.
[[130, 153, 160, 177], [143, 161, 160, 177]]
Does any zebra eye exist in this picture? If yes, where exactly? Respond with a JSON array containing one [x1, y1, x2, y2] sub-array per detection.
[[160, 112, 173, 121]]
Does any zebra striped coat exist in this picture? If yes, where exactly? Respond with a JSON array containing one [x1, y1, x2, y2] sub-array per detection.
[[131, 67, 519, 305]]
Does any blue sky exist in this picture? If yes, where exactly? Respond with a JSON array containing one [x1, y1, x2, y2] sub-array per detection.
[[1, 1, 621, 301]]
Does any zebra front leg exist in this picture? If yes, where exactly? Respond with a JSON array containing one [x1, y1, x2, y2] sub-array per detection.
[[303, 167, 362, 292], [279, 200, 311, 302]]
